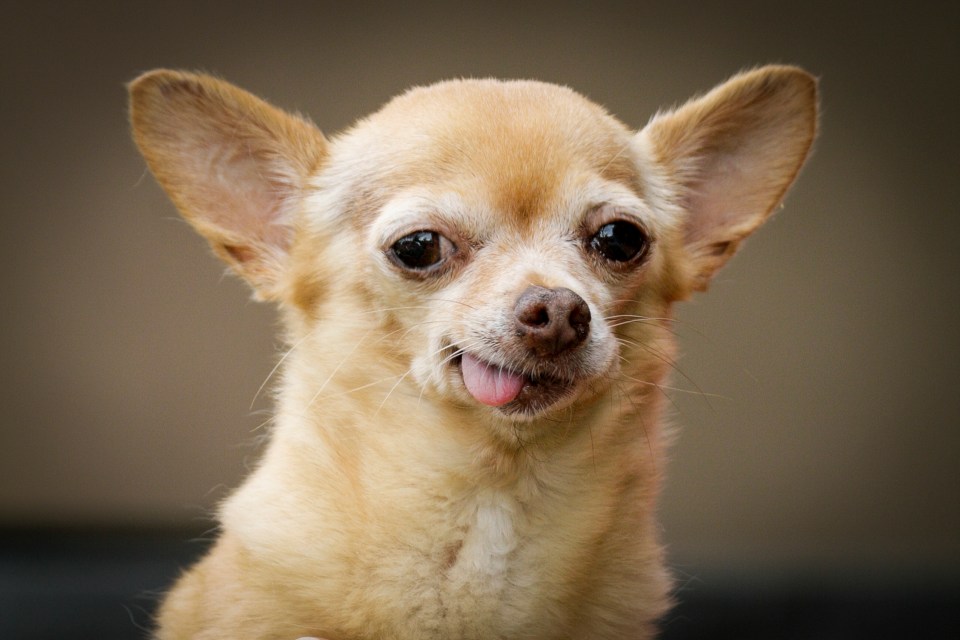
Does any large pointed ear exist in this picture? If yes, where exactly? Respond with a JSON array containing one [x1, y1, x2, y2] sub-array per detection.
[[638, 65, 818, 292], [129, 70, 328, 300]]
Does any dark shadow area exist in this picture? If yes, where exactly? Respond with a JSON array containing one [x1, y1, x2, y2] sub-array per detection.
[[0, 528, 209, 640], [661, 575, 960, 640], [2, 528, 957, 639]]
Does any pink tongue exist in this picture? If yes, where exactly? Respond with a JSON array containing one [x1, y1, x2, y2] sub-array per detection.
[[461, 352, 526, 407]]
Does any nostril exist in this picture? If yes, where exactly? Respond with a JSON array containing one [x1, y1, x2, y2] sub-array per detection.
[[569, 296, 591, 324], [514, 285, 591, 355], [518, 300, 551, 328], [568, 297, 591, 334]]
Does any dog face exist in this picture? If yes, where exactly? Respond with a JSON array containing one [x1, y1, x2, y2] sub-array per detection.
[[334, 81, 680, 420], [130, 68, 817, 435]]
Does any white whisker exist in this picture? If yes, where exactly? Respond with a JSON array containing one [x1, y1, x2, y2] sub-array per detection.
[[249, 329, 317, 410], [615, 336, 706, 397], [305, 327, 376, 409]]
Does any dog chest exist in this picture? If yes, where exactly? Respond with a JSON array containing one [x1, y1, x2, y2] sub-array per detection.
[[353, 485, 581, 638]]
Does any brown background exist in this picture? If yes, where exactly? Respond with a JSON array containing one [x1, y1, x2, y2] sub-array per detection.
[[1, 0, 957, 584]]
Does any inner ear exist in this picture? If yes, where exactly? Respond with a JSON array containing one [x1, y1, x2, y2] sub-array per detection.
[[129, 69, 328, 300], [223, 244, 259, 265], [707, 240, 732, 257], [638, 65, 818, 293]]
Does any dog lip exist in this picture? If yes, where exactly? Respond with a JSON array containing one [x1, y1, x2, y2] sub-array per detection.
[[451, 347, 579, 415]]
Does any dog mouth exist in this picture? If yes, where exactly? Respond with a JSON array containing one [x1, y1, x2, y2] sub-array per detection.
[[453, 350, 579, 415]]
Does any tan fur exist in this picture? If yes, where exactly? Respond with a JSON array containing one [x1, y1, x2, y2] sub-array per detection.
[[130, 66, 818, 639]]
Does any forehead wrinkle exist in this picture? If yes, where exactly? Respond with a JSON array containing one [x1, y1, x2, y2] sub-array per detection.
[[329, 79, 645, 234], [460, 138, 641, 238], [464, 122, 637, 229]]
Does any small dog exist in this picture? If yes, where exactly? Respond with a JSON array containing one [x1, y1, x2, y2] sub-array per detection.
[[130, 65, 817, 639]]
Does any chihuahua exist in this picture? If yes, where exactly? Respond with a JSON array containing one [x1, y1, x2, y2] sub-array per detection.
[[130, 65, 817, 639]]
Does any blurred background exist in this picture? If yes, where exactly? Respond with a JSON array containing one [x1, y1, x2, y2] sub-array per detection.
[[1, 1, 957, 638]]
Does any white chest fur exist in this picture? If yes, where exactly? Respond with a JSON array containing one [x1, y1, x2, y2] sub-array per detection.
[[456, 490, 518, 577], [407, 487, 558, 639]]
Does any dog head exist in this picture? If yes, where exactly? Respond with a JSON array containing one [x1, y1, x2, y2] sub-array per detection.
[[130, 68, 816, 434]]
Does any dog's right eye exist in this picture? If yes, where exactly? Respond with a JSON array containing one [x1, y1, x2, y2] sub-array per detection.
[[389, 230, 454, 271], [589, 220, 649, 264]]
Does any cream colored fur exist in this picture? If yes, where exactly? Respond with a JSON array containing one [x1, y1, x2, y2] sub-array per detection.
[[130, 66, 818, 639]]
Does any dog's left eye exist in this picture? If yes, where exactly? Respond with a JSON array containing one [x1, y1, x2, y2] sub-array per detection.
[[590, 220, 649, 263], [390, 230, 455, 271]]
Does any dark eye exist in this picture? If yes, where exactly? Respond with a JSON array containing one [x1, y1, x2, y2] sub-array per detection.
[[590, 221, 649, 263], [390, 230, 454, 271]]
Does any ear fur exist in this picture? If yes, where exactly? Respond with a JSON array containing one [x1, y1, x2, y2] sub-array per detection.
[[638, 65, 819, 292], [129, 70, 328, 299]]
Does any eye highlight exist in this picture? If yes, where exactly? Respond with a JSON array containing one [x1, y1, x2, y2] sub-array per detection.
[[389, 230, 455, 271], [589, 220, 649, 263]]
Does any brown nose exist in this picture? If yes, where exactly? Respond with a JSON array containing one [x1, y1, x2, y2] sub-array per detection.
[[514, 286, 591, 356]]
